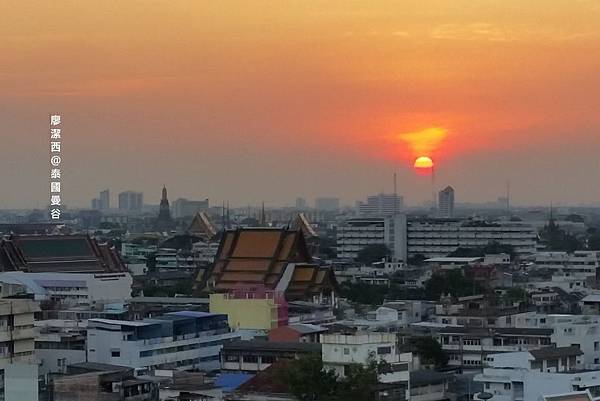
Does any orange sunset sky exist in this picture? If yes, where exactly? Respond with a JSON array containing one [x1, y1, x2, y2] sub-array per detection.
[[1, 0, 600, 208]]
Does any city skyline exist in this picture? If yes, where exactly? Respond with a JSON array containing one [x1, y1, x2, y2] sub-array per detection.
[[2, 1, 600, 208]]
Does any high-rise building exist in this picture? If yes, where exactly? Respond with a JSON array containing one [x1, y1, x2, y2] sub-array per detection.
[[172, 198, 209, 218], [91, 198, 101, 210], [358, 193, 404, 216], [315, 197, 340, 212], [118, 191, 144, 211], [438, 186, 455, 218], [295, 197, 307, 209], [99, 189, 110, 210]]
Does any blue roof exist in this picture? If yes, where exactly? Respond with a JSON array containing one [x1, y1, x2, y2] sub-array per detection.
[[215, 373, 254, 391]]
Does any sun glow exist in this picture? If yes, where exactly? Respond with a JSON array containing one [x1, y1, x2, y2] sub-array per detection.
[[414, 156, 434, 169], [396, 127, 448, 159]]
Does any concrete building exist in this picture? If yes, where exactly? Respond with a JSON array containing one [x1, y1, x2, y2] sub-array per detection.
[[35, 319, 87, 377], [315, 197, 340, 212], [405, 218, 538, 259], [473, 347, 600, 401], [0, 299, 40, 401], [100, 189, 110, 211], [438, 186, 455, 218], [321, 332, 412, 400], [437, 327, 553, 369], [337, 216, 537, 261], [172, 198, 209, 219], [118, 191, 144, 212], [357, 193, 404, 216], [221, 340, 321, 373], [533, 251, 600, 279], [53, 363, 159, 401], [336, 215, 406, 261], [209, 290, 287, 332], [0, 271, 132, 307], [87, 311, 239, 372], [295, 197, 307, 209]]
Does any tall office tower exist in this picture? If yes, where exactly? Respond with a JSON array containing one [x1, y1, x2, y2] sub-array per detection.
[[315, 197, 340, 212], [295, 197, 307, 209], [438, 186, 455, 218], [118, 191, 144, 211], [99, 189, 110, 210]]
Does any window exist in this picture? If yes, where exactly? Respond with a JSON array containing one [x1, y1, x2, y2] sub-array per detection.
[[344, 348, 350, 355], [243, 355, 259, 363], [377, 346, 392, 355], [225, 355, 239, 362], [504, 383, 512, 390], [595, 342, 599, 351], [485, 383, 490, 389], [262, 356, 276, 364], [111, 350, 120, 358]]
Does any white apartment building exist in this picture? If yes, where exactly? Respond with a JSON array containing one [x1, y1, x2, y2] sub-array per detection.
[[336, 216, 406, 261], [534, 251, 600, 279], [321, 332, 412, 400], [0, 299, 40, 401], [357, 193, 404, 216], [406, 219, 537, 259], [437, 327, 553, 369], [87, 311, 240, 372], [0, 271, 132, 307], [337, 216, 537, 262], [35, 319, 86, 377], [474, 347, 600, 401]]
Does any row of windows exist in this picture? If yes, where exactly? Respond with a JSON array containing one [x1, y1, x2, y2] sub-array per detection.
[[139, 339, 225, 358]]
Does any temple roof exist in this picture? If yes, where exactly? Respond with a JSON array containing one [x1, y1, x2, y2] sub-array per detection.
[[0, 235, 126, 274], [199, 227, 336, 300], [188, 212, 217, 240]]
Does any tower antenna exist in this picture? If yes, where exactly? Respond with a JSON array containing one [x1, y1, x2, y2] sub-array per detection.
[[393, 171, 398, 216]]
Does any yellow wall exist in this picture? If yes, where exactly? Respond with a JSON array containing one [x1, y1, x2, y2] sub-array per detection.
[[209, 294, 279, 330]]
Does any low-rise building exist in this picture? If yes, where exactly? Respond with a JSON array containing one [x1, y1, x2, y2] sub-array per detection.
[[221, 340, 321, 373], [473, 347, 600, 401], [437, 327, 553, 369], [0, 299, 40, 401], [533, 251, 600, 279], [87, 311, 240, 372], [321, 332, 412, 400], [53, 363, 159, 401], [0, 271, 132, 307], [209, 289, 287, 332]]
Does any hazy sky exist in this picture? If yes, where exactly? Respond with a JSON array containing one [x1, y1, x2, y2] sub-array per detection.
[[2, 0, 600, 209]]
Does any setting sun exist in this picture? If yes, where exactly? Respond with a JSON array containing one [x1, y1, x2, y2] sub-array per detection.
[[414, 156, 434, 169]]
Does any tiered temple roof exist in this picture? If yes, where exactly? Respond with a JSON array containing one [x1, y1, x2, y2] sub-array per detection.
[[0, 235, 126, 273], [188, 212, 217, 241], [199, 228, 336, 301]]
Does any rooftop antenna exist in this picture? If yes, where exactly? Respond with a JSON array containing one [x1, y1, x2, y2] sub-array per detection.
[[393, 171, 398, 216], [506, 180, 511, 215], [431, 163, 437, 212]]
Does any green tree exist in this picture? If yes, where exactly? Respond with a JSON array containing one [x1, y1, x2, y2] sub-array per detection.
[[282, 354, 338, 401], [424, 269, 481, 300], [589, 232, 600, 250], [503, 287, 527, 304], [410, 337, 448, 367], [356, 244, 391, 265]]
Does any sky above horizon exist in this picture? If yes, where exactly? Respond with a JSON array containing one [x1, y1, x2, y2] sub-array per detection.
[[2, 0, 600, 209]]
